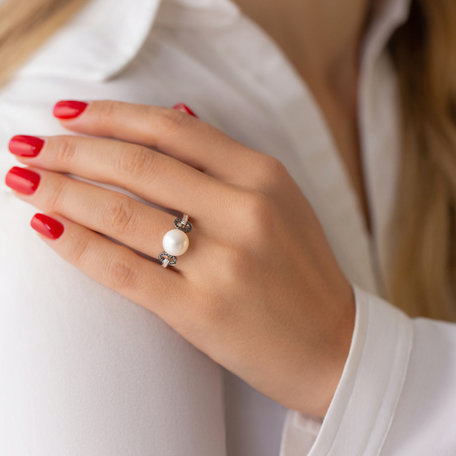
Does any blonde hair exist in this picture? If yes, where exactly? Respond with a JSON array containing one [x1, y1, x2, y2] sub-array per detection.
[[0, 0, 88, 87], [388, 0, 456, 320], [1, 0, 455, 320]]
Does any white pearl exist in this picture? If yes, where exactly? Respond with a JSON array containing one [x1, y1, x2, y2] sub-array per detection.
[[162, 229, 189, 256]]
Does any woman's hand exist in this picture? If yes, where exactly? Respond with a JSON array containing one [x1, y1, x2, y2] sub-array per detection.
[[5, 99, 355, 418]]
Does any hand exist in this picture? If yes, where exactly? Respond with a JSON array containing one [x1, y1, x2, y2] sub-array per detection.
[[5, 99, 355, 418]]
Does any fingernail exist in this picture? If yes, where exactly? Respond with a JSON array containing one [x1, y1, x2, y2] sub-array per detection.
[[53, 100, 88, 119], [5, 166, 41, 195], [31, 213, 64, 239], [172, 103, 198, 118], [8, 135, 44, 157]]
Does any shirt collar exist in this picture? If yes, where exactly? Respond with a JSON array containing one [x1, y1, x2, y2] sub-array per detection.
[[361, 0, 412, 69], [16, 0, 162, 81], [15, 0, 412, 82]]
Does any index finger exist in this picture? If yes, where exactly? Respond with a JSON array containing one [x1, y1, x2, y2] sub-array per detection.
[[52, 99, 264, 184]]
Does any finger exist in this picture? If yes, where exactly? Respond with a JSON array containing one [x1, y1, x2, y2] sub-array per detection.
[[9, 134, 232, 218], [6, 165, 202, 266], [52, 99, 265, 185], [29, 211, 185, 318]]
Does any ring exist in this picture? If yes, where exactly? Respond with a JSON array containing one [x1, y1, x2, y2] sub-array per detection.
[[158, 214, 192, 268]]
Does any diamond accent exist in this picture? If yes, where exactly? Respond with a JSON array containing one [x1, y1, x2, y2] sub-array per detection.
[[174, 217, 192, 233], [158, 251, 177, 267]]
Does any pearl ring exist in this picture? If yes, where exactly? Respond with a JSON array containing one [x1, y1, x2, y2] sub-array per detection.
[[158, 214, 192, 268]]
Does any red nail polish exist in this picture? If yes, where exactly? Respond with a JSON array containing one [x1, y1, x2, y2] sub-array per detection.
[[8, 135, 44, 157], [172, 103, 198, 118], [53, 100, 88, 119], [5, 166, 41, 195], [30, 213, 64, 239]]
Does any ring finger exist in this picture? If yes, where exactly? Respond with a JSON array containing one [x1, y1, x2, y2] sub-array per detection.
[[5, 166, 198, 269]]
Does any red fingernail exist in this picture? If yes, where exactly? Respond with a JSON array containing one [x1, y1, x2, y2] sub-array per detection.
[[5, 166, 41, 195], [8, 135, 44, 157], [172, 103, 198, 118], [53, 100, 88, 119], [31, 213, 64, 239]]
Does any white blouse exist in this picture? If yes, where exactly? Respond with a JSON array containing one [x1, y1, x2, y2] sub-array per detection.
[[1, 0, 456, 454]]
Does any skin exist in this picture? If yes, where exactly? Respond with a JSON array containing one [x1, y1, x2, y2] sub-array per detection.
[[6, 0, 379, 422], [8, 100, 355, 418], [232, 0, 380, 234]]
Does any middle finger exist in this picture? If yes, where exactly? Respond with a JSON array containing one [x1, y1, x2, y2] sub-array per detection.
[[9, 134, 232, 219]]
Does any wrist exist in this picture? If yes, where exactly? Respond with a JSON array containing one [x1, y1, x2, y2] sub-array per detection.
[[322, 288, 356, 415], [298, 283, 356, 418]]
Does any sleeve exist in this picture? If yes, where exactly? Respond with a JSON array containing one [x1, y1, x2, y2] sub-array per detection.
[[279, 284, 456, 455]]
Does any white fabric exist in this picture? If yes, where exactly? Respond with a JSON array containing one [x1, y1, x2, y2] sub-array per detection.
[[1, 0, 456, 454]]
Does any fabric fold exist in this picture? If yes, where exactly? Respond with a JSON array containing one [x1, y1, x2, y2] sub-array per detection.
[[280, 285, 414, 456]]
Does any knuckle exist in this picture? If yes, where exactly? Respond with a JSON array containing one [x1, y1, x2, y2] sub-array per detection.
[[69, 234, 91, 267], [156, 107, 193, 133], [103, 197, 136, 235], [46, 177, 69, 212], [114, 146, 154, 180], [211, 244, 246, 290], [243, 190, 275, 223], [263, 155, 288, 179], [95, 100, 119, 123], [238, 191, 276, 243], [222, 248, 247, 283], [55, 136, 78, 163], [104, 258, 137, 290], [251, 154, 288, 187]]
